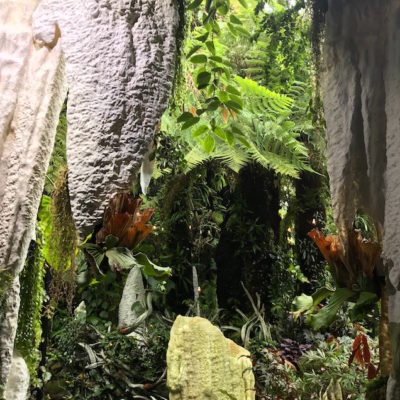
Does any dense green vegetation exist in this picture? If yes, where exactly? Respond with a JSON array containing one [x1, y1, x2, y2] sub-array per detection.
[[17, 1, 387, 399]]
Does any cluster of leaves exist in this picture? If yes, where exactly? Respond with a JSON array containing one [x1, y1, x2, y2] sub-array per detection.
[[250, 342, 300, 399], [175, 0, 313, 180], [249, 329, 378, 400], [292, 227, 382, 332], [294, 334, 378, 399], [84, 193, 171, 282], [45, 314, 170, 399], [348, 325, 379, 381], [179, 0, 249, 154]]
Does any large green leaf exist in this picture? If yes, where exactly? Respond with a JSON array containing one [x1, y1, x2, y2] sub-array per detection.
[[196, 71, 212, 89], [106, 247, 136, 270], [177, 112, 195, 123], [203, 134, 215, 154], [292, 287, 334, 320], [292, 293, 313, 320], [182, 117, 200, 130], [133, 253, 171, 280], [187, 0, 203, 10], [105, 235, 119, 249], [349, 291, 378, 320], [193, 125, 209, 138], [312, 287, 335, 308], [190, 54, 208, 64], [85, 243, 105, 271], [312, 288, 354, 330]]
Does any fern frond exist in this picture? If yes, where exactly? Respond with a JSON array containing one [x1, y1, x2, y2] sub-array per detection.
[[185, 144, 249, 173], [235, 76, 293, 116], [234, 112, 312, 178]]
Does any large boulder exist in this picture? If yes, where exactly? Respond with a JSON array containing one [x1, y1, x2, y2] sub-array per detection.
[[167, 316, 255, 400]]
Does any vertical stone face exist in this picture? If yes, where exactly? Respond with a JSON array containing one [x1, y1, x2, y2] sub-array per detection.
[[321, 1, 400, 398], [33, 0, 180, 239], [167, 316, 255, 400], [322, 0, 387, 246], [0, 0, 67, 392], [384, 2, 400, 397]]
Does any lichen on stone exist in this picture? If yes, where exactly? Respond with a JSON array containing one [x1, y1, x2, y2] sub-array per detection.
[[167, 316, 255, 400]]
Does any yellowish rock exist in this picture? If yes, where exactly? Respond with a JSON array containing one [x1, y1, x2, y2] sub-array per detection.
[[167, 316, 255, 400]]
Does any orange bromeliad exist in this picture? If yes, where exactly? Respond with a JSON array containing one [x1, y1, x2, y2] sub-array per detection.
[[96, 193, 154, 250]]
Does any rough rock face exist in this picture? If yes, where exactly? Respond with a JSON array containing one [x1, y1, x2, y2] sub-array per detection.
[[0, 0, 66, 392], [33, 0, 180, 239], [167, 316, 255, 400], [321, 1, 400, 398], [4, 351, 30, 400]]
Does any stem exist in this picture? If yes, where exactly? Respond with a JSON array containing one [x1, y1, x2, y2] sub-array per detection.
[[192, 266, 200, 317]]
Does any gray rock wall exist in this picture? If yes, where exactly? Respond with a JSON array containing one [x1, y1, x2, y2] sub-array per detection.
[[0, 1, 67, 393], [33, 0, 179, 239], [322, 1, 400, 398]]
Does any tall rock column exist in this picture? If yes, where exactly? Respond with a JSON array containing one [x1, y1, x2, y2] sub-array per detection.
[[0, 0, 67, 393], [321, 1, 400, 398], [33, 0, 180, 240]]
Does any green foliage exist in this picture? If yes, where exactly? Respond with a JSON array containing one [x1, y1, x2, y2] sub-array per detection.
[[293, 286, 380, 332], [15, 224, 45, 381], [39, 166, 77, 273], [78, 271, 122, 326], [46, 315, 171, 399], [249, 332, 378, 400], [295, 335, 377, 399], [45, 103, 67, 195], [84, 240, 172, 281]]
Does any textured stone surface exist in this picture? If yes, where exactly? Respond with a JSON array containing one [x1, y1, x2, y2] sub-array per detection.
[[322, 0, 387, 246], [321, 1, 400, 398], [4, 350, 30, 400], [33, 0, 179, 239], [0, 0, 66, 391], [167, 316, 255, 400]]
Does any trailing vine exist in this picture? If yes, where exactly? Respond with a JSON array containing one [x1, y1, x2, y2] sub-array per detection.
[[15, 224, 45, 382]]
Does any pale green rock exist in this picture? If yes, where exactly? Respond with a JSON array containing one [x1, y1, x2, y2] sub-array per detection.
[[167, 316, 255, 400]]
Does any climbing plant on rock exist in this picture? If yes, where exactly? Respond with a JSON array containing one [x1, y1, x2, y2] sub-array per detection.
[[15, 225, 45, 382]]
